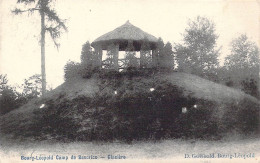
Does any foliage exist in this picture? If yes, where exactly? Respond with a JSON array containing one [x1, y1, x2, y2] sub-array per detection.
[[81, 41, 92, 65], [13, 0, 67, 48], [0, 74, 54, 115], [79, 41, 101, 78], [225, 34, 259, 71], [172, 100, 219, 139], [31, 99, 81, 140], [159, 42, 174, 70], [140, 39, 153, 68], [64, 60, 81, 81], [110, 80, 192, 140], [21, 74, 42, 99], [175, 16, 220, 78], [0, 74, 20, 114], [152, 38, 164, 68], [13, 0, 67, 95], [65, 42, 103, 81], [81, 41, 100, 69], [1, 72, 259, 141], [241, 78, 258, 98], [103, 44, 116, 69], [125, 41, 139, 68], [0, 87, 19, 115], [0, 74, 8, 91], [220, 98, 259, 135], [222, 34, 259, 97]]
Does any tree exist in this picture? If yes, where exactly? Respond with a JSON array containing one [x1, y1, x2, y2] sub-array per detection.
[[81, 41, 99, 69], [152, 37, 164, 68], [0, 74, 19, 114], [175, 16, 220, 78], [13, 0, 67, 96], [224, 34, 259, 97], [81, 41, 92, 63], [159, 42, 174, 70], [64, 60, 81, 81], [0, 74, 8, 92], [225, 34, 259, 71], [21, 74, 42, 99]]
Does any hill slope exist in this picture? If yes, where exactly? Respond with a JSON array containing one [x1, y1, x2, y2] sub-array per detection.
[[0, 72, 259, 140]]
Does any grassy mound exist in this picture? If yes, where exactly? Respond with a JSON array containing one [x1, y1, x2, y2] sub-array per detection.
[[0, 72, 259, 141]]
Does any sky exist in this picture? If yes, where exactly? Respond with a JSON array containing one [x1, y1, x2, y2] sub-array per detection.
[[0, 0, 259, 89]]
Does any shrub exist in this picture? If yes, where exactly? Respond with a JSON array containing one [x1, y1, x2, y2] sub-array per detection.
[[107, 79, 194, 141], [0, 87, 19, 115], [220, 98, 259, 135], [31, 99, 82, 140], [0, 74, 23, 115], [64, 61, 81, 81], [241, 78, 259, 98], [172, 100, 220, 139]]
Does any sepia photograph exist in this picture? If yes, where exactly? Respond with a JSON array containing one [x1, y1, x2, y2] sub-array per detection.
[[0, 0, 259, 162]]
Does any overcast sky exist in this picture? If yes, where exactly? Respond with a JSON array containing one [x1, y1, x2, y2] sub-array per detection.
[[0, 0, 259, 88]]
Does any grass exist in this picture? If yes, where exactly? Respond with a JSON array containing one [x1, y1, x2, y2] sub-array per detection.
[[165, 73, 259, 104], [0, 135, 260, 162]]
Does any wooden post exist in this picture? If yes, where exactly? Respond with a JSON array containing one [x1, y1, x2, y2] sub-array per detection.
[[114, 44, 119, 70], [140, 49, 145, 68], [95, 45, 103, 68], [152, 49, 158, 68]]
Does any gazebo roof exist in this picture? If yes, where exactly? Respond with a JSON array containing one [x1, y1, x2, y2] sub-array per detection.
[[91, 21, 158, 50]]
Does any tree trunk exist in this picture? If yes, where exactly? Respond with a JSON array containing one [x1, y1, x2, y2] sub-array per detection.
[[40, 7, 46, 96]]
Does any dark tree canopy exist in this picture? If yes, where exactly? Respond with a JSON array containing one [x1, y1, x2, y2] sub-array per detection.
[[175, 16, 220, 78]]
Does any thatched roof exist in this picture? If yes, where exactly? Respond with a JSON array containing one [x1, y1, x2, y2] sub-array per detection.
[[91, 21, 158, 51]]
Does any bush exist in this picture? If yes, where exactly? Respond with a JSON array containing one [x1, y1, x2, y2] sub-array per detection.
[[241, 78, 259, 98], [0, 87, 19, 115], [64, 61, 82, 81], [220, 98, 259, 135], [31, 98, 83, 140], [106, 79, 197, 141], [172, 100, 220, 139], [0, 74, 23, 115], [64, 61, 100, 81]]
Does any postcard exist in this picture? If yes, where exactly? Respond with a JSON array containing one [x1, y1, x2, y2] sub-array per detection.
[[0, 0, 259, 163]]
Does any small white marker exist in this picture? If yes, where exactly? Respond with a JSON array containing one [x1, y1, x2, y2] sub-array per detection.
[[114, 91, 118, 95], [39, 104, 45, 109], [182, 107, 187, 113], [193, 104, 197, 108], [150, 88, 155, 92]]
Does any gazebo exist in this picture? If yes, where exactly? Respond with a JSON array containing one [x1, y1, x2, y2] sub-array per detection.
[[91, 20, 158, 70]]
